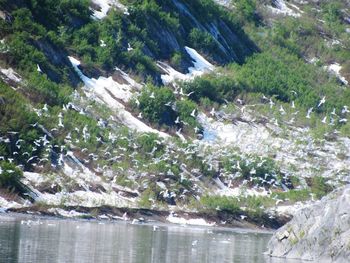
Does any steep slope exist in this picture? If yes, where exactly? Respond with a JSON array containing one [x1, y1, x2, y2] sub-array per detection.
[[0, 0, 349, 231]]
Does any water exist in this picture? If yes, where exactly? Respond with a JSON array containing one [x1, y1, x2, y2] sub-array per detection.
[[0, 214, 298, 263]]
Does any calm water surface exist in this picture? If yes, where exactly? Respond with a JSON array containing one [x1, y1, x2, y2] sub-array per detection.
[[0, 214, 301, 263]]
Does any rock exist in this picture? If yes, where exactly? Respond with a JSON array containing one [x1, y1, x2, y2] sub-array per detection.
[[267, 186, 350, 262]]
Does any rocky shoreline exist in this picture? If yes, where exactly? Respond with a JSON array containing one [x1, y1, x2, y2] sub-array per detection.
[[4, 204, 290, 230], [267, 186, 350, 262]]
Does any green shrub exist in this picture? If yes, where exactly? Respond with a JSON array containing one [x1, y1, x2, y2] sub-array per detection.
[[0, 161, 23, 191], [135, 84, 177, 126]]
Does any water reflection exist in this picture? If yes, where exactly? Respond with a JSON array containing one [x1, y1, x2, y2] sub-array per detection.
[[0, 215, 305, 263]]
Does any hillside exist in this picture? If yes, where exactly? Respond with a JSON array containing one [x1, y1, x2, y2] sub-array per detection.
[[0, 0, 350, 252]]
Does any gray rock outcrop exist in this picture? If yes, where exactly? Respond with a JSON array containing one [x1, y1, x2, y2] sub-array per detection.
[[267, 186, 350, 262]]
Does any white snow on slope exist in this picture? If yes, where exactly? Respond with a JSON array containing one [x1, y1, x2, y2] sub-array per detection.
[[0, 67, 22, 83], [69, 56, 169, 138], [37, 190, 133, 208], [0, 196, 23, 211], [198, 113, 272, 148], [268, 0, 301, 17], [197, 110, 350, 181], [326, 63, 348, 85], [157, 62, 189, 85], [185, 46, 215, 75], [47, 208, 88, 218], [91, 0, 128, 19], [213, 178, 269, 197], [167, 212, 215, 226], [158, 47, 214, 85], [213, 0, 231, 8]]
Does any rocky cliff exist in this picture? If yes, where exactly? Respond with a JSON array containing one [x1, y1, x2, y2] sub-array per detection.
[[267, 186, 350, 262]]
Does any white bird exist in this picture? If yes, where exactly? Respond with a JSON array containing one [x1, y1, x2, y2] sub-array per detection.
[[210, 107, 216, 116], [190, 109, 196, 117], [127, 43, 133, 52], [331, 108, 337, 116], [269, 99, 275, 108], [240, 215, 247, 220], [100, 40, 106, 47], [42, 104, 48, 112], [149, 92, 155, 99], [291, 101, 295, 109], [237, 98, 243, 105], [236, 160, 241, 171], [137, 112, 143, 119], [192, 240, 198, 246], [342, 106, 349, 114], [318, 96, 326, 107], [275, 199, 283, 205], [279, 105, 286, 115], [290, 90, 297, 96], [185, 91, 195, 97], [321, 116, 327, 124], [179, 88, 184, 96], [339, 118, 347, 123], [306, 107, 313, 119], [37, 64, 42, 73], [58, 117, 64, 128], [174, 116, 180, 124]]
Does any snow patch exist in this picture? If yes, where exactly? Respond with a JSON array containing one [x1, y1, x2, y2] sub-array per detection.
[[268, 0, 301, 17], [213, 178, 270, 197], [47, 208, 88, 218], [0, 196, 22, 211], [198, 113, 271, 147], [185, 46, 214, 76], [167, 212, 215, 226], [158, 47, 214, 85], [0, 67, 22, 83], [213, 0, 231, 8], [37, 190, 134, 208], [326, 63, 348, 85], [91, 0, 128, 20], [69, 56, 169, 138], [23, 172, 46, 186], [157, 62, 189, 85]]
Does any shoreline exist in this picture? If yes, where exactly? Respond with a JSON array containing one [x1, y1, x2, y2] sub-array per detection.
[[3, 204, 291, 231]]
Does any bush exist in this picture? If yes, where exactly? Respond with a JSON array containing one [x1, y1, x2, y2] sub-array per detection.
[[176, 99, 199, 129], [136, 133, 164, 157], [183, 74, 240, 103], [135, 84, 177, 126], [188, 28, 217, 53], [308, 176, 333, 199], [0, 161, 23, 191], [201, 195, 241, 214]]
